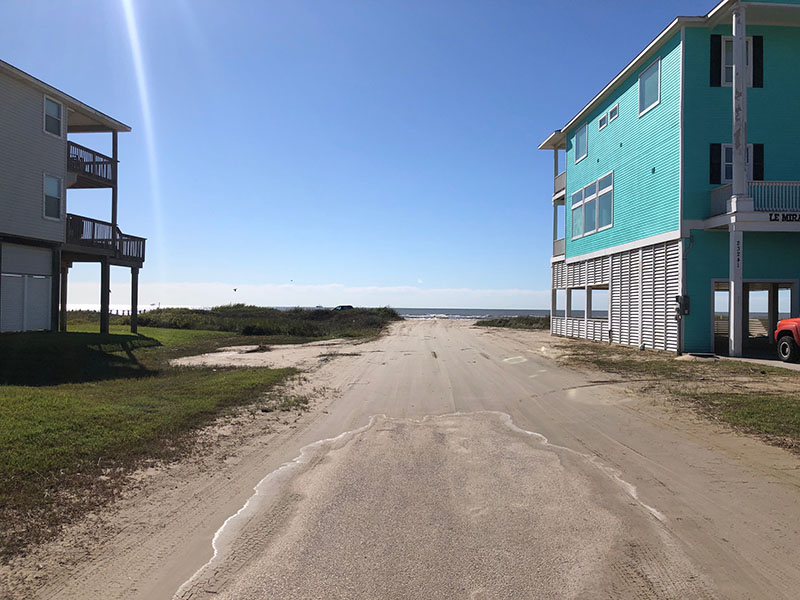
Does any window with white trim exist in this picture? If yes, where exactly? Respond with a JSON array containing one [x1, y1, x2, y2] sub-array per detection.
[[574, 124, 587, 163], [568, 288, 586, 318], [589, 286, 609, 319], [598, 114, 608, 130], [722, 36, 752, 87], [44, 97, 62, 137], [44, 175, 61, 219], [554, 289, 566, 317], [571, 172, 613, 239], [638, 59, 660, 116], [721, 143, 753, 183], [609, 104, 619, 122]]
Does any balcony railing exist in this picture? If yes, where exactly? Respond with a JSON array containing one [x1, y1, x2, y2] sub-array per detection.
[[553, 237, 565, 256], [710, 184, 732, 216], [710, 181, 800, 216], [66, 214, 145, 262], [67, 141, 114, 186], [554, 171, 566, 196], [751, 181, 800, 212]]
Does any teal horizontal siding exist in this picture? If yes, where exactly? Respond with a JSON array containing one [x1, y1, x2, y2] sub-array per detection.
[[564, 32, 681, 259], [683, 25, 800, 220]]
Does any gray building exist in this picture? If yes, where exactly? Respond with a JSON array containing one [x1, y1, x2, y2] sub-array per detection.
[[0, 59, 145, 334]]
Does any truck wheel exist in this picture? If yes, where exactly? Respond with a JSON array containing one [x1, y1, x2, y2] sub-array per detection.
[[777, 335, 800, 363]]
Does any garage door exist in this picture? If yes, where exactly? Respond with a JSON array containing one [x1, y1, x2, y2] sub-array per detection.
[[1, 244, 53, 332], [0, 274, 52, 332]]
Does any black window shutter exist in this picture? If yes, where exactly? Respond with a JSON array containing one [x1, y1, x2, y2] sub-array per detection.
[[710, 35, 722, 87], [710, 144, 722, 184], [753, 36, 763, 88], [753, 143, 764, 180]]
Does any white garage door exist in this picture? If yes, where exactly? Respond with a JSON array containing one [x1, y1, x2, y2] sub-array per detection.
[[0, 274, 52, 332], [1, 244, 53, 332]]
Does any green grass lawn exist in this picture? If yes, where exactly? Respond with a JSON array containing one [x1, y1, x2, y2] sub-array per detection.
[[0, 324, 301, 559], [474, 316, 550, 330]]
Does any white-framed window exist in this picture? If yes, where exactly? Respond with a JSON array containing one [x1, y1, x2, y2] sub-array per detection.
[[721, 143, 753, 183], [598, 114, 608, 130], [44, 96, 63, 137], [568, 288, 586, 318], [638, 58, 661, 116], [44, 174, 62, 219], [722, 36, 752, 87], [554, 289, 566, 317], [570, 171, 613, 239], [609, 104, 619, 122], [589, 286, 609, 319], [574, 124, 588, 163]]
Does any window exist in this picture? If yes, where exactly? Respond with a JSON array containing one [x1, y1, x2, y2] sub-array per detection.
[[570, 172, 613, 239], [638, 59, 660, 116], [722, 36, 752, 87], [609, 104, 619, 122], [554, 289, 566, 317], [568, 288, 586, 318], [574, 124, 587, 163], [44, 97, 62, 137], [721, 144, 753, 183], [598, 114, 608, 130], [44, 175, 61, 219], [589, 287, 609, 319]]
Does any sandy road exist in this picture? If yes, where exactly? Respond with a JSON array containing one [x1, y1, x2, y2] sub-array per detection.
[[22, 320, 800, 599]]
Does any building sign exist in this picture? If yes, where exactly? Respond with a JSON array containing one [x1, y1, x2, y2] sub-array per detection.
[[769, 213, 800, 222], [736, 238, 741, 271]]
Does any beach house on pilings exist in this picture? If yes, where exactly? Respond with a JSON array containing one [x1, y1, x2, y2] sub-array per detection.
[[540, 0, 800, 357], [0, 59, 145, 334]]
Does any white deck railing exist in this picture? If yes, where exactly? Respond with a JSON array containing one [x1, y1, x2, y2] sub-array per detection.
[[709, 181, 800, 215], [750, 181, 800, 212]]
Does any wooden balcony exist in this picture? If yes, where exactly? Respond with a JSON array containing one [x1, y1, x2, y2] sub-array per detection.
[[65, 213, 145, 265], [67, 141, 114, 188]]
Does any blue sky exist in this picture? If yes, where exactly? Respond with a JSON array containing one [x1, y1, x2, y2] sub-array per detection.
[[0, 0, 709, 308]]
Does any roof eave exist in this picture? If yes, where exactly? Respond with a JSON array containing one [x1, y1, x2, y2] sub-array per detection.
[[538, 130, 565, 151], [0, 59, 131, 133]]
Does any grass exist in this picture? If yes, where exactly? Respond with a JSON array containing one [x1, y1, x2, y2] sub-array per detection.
[[1, 315, 358, 560], [692, 393, 800, 441], [0, 305, 401, 558], [132, 304, 402, 338], [550, 336, 800, 451], [474, 315, 550, 330]]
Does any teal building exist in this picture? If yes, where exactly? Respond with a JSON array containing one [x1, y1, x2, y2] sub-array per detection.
[[540, 0, 800, 356]]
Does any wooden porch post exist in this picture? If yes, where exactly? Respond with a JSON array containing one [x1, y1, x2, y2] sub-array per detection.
[[111, 131, 119, 257], [100, 257, 110, 334], [60, 264, 69, 332], [130, 267, 139, 334], [51, 249, 61, 332]]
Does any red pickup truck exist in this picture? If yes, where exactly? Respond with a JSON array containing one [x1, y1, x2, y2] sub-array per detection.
[[775, 318, 800, 362]]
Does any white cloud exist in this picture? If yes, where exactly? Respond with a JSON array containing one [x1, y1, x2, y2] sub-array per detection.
[[66, 281, 551, 310]]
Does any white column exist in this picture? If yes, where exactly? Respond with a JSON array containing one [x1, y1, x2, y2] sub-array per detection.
[[730, 5, 752, 213], [729, 228, 744, 356]]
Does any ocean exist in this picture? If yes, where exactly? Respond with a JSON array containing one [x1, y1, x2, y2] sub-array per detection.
[[397, 308, 549, 320]]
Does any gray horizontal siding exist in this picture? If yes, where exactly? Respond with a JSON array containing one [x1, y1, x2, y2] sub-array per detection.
[[0, 72, 67, 243]]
